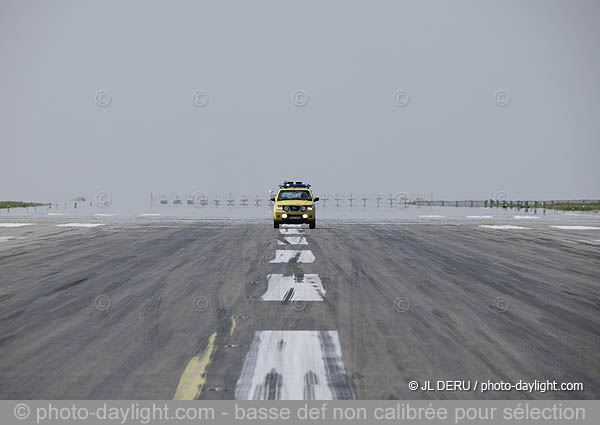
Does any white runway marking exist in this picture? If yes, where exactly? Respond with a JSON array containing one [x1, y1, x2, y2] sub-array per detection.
[[235, 331, 354, 400], [280, 229, 304, 235], [139, 213, 161, 216], [574, 239, 600, 246], [480, 225, 530, 230], [513, 215, 540, 219], [93, 213, 116, 217], [419, 215, 445, 218], [279, 236, 308, 245], [0, 223, 35, 228], [467, 216, 493, 219], [270, 250, 315, 263], [56, 223, 106, 228], [550, 226, 600, 230], [47, 213, 64, 216], [261, 274, 325, 301]]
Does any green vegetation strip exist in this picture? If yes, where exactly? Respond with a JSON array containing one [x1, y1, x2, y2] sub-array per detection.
[[541, 203, 600, 212], [0, 201, 50, 209], [493, 202, 600, 211]]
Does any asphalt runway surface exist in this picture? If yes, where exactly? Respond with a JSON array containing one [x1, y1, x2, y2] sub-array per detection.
[[0, 215, 599, 399]]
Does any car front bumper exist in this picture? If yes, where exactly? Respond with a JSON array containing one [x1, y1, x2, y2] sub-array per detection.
[[273, 211, 315, 223]]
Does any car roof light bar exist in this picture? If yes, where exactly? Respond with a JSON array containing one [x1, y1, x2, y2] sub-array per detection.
[[279, 181, 311, 188]]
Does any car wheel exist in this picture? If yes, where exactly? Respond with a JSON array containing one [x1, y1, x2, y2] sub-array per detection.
[[274, 221, 280, 228], [309, 220, 316, 229]]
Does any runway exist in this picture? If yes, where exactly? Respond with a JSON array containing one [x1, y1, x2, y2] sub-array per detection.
[[0, 214, 599, 399]]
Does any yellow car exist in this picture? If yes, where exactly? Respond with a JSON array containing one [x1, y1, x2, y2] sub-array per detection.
[[271, 181, 319, 229]]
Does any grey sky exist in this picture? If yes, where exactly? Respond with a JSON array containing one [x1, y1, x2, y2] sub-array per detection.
[[2, 0, 599, 204]]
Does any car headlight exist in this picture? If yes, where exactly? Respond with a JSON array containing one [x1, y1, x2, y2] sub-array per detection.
[[283, 205, 290, 211], [307, 206, 313, 211], [276, 205, 283, 210], [300, 206, 307, 212]]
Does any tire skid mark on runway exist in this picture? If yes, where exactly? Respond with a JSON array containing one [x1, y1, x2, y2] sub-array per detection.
[[234, 331, 353, 400], [51, 277, 89, 294], [261, 274, 325, 301], [319, 330, 355, 400], [0, 251, 27, 261], [282, 288, 295, 304], [142, 293, 163, 344]]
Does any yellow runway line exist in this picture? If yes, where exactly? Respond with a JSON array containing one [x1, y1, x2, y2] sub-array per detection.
[[173, 332, 217, 400], [229, 316, 236, 337], [173, 316, 236, 400]]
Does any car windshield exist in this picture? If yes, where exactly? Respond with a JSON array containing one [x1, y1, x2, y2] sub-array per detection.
[[277, 190, 312, 201]]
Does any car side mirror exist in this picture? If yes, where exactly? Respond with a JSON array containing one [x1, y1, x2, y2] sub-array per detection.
[[314, 197, 320, 202], [270, 197, 275, 202]]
